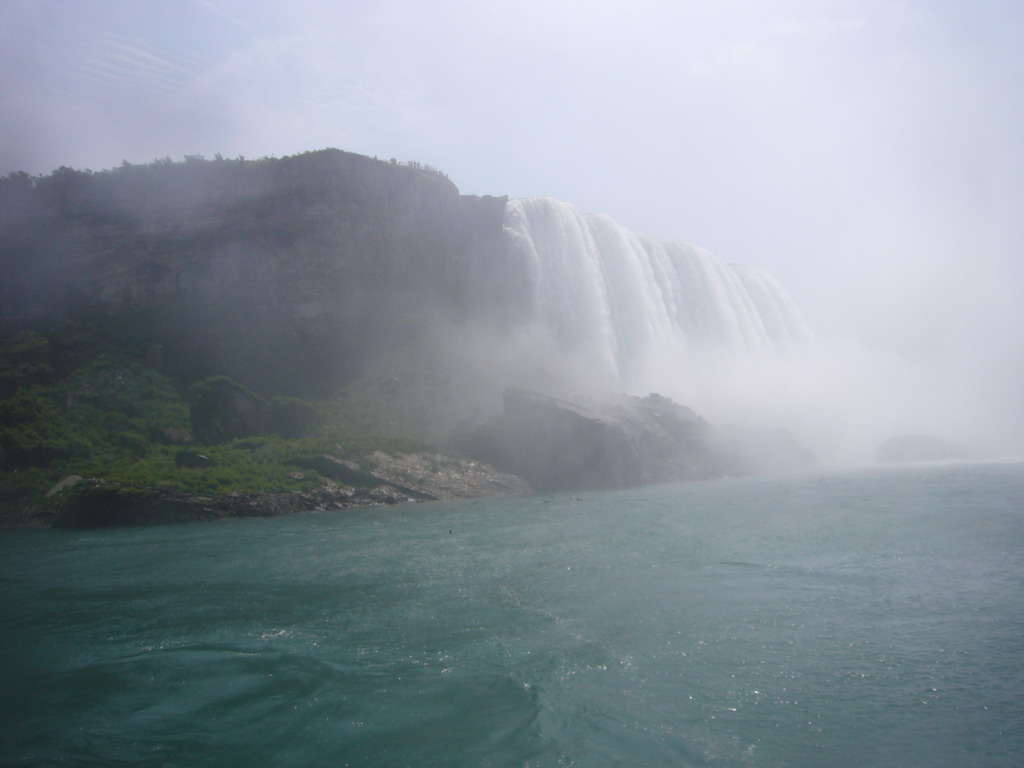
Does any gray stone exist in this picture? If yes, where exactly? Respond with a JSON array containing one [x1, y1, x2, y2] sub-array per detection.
[[45, 475, 82, 497], [297, 454, 382, 487]]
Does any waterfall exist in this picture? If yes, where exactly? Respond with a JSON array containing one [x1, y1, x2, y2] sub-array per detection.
[[502, 197, 812, 384]]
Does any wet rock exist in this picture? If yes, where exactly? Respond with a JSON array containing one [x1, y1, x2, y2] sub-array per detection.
[[50, 450, 530, 528], [462, 388, 806, 492], [359, 451, 531, 499], [45, 475, 82, 497], [460, 389, 694, 491], [297, 454, 380, 487]]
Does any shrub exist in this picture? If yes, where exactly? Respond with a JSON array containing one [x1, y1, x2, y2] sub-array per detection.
[[0, 331, 53, 390]]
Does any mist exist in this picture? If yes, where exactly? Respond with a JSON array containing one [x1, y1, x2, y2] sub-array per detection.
[[3, 0, 1023, 465], [425, 197, 1018, 468]]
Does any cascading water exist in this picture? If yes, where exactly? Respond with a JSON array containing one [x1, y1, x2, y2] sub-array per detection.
[[502, 197, 812, 386]]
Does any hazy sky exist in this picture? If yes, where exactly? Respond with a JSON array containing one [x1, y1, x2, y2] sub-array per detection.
[[3, 0, 1023, 431]]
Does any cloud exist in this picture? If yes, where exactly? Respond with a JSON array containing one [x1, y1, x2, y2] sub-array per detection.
[[198, 0, 258, 34]]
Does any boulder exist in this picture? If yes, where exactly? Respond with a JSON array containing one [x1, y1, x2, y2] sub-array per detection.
[[462, 388, 737, 492]]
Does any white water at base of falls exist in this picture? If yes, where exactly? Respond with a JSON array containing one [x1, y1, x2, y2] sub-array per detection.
[[502, 197, 813, 388]]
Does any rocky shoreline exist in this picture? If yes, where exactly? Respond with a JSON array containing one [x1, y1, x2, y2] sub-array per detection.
[[3, 451, 532, 529], [1, 389, 815, 530]]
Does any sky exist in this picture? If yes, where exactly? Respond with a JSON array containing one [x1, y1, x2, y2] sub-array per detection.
[[2, 0, 1023, 450]]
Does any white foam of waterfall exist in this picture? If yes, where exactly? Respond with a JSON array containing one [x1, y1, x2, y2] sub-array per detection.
[[503, 197, 813, 384]]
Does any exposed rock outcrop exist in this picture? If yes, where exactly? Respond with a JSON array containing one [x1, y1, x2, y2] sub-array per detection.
[[298, 451, 531, 501], [357, 450, 531, 500], [461, 388, 814, 493], [0, 150, 512, 396], [51, 451, 530, 528], [462, 389, 724, 492], [44, 475, 82, 497]]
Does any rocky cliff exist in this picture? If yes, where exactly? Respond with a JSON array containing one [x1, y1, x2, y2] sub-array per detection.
[[1, 150, 816, 521], [0, 150, 510, 396]]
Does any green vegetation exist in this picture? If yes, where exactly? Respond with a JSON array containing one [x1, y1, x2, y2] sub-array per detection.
[[0, 149, 458, 229], [0, 331, 433, 520], [270, 396, 320, 439], [96, 435, 423, 496], [189, 375, 270, 444], [0, 352, 182, 475], [0, 331, 53, 393]]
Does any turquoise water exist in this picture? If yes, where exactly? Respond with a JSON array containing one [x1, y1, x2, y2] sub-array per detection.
[[2, 460, 1023, 767]]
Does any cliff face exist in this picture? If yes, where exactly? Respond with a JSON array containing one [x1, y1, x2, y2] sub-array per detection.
[[0, 150, 510, 396]]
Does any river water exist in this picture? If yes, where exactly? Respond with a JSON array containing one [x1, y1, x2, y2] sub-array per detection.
[[2, 460, 1022, 767]]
